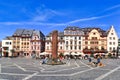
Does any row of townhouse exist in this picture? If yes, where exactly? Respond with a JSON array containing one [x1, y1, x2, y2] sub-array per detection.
[[45, 26, 118, 56], [1, 25, 119, 57], [2, 29, 45, 57]]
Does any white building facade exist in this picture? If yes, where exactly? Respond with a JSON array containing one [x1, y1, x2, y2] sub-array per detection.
[[2, 40, 13, 57], [107, 26, 118, 53], [64, 27, 84, 55]]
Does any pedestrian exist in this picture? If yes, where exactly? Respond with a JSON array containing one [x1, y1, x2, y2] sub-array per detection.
[[88, 57, 92, 63], [88, 57, 92, 65], [96, 56, 101, 66]]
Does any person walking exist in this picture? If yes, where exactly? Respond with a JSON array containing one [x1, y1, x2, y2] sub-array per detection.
[[96, 56, 101, 66], [88, 57, 92, 65]]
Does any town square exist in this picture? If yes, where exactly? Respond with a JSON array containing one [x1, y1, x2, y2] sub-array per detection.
[[0, 57, 120, 80], [0, 0, 120, 80]]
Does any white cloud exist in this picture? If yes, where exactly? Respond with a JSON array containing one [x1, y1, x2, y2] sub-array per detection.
[[32, 5, 64, 22], [105, 4, 120, 11], [67, 14, 112, 24], [0, 22, 66, 26], [0, 13, 112, 26]]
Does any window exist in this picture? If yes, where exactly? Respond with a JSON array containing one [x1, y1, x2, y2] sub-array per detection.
[[75, 41, 77, 44], [75, 37, 77, 40], [79, 37, 81, 40], [113, 47, 115, 50], [79, 41, 81, 44], [109, 47, 112, 50], [90, 41, 94, 44], [75, 46, 77, 50], [70, 41, 72, 45], [85, 41, 88, 44], [47, 46, 49, 50], [111, 33, 114, 35], [113, 37, 115, 40], [95, 41, 98, 44], [66, 41, 68, 44], [47, 42, 49, 44], [70, 46, 72, 50], [93, 32, 96, 35], [17, 46, 19, 48], [113, 42, 115, 45], [92, 37, 97, 40], [109, 37, 112, 40], [5, 42, 10, 45], [60, 46, 62, 49], [109, 42, 112, 45]]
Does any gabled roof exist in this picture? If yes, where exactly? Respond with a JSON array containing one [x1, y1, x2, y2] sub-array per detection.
[[82, 27, 107, 37]]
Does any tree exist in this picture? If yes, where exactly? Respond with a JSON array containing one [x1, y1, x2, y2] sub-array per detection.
[[59, 53, 64, 57], [90, 49, 94, 57], [10, 49, 15, 57]]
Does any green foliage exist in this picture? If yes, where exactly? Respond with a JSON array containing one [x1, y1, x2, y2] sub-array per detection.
[[108, 53, 112, 58], [90, 53, 94, 57], [59, 53, 64, 57], [10, 49, 15, 53]]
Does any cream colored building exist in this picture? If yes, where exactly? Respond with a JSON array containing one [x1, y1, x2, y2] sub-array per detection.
[[82, 28, 107, 54], [12, 29, 45, 57]]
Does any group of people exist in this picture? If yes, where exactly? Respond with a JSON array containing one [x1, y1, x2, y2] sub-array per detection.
[[88, 56, 104, 67]]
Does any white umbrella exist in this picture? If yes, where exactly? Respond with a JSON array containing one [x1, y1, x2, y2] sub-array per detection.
[[64, 52, 70, 55], [77, 52, 84, 56], [71, 52, 78, 55], [40, 52, 51, 55]]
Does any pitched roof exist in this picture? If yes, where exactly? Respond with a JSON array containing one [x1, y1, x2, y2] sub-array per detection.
[[33, 30, 45, 39], [13, 29, 24, 36], [21, 29, 33, 37], [64, 26, 81, 30], [81, 27, 107, 37]]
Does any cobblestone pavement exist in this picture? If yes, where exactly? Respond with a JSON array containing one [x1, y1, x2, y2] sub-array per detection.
[[0, 57, 120, 80]]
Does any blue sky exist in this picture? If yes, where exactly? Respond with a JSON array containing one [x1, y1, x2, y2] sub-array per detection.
[[0, 0, 120, 40]]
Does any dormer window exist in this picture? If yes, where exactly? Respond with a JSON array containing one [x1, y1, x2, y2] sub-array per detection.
[[93, 32, 96, 35]]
